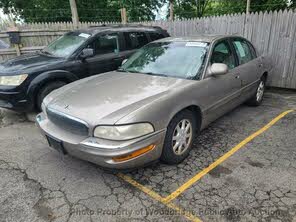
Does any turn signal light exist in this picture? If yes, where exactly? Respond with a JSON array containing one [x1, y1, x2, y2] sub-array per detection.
[[112, 145, 155, 162]]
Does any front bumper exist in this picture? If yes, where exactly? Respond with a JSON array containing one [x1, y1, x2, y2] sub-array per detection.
[[0, 88, 33, 111], [36, 112, 166, 170]]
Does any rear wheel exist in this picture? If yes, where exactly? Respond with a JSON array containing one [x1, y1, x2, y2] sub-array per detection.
[[36, 81, 67, 111], [247, 78, 266, 106], [160, 110, 197, 164]]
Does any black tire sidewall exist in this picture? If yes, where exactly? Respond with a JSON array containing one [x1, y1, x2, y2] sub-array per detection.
[[36, 81, 66, 111], [160, 110, 197, 164]]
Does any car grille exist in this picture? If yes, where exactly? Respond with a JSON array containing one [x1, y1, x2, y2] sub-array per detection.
[[46, 108, 89, 136]]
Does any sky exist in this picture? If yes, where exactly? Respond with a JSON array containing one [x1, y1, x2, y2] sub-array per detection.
[[155, 3, 168, 20], [0, 8, 6, 19]]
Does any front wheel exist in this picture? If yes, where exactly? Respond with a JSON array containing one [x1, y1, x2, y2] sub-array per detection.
[[36, 81, 67, 111], [160, 110, 197, 164], [247, 79, 265, 106]]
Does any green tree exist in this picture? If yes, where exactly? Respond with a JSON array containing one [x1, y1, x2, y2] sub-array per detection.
[[171, 0, 294, 18], [171, 0, 210, 19], [0, 0, 165, 23], [121, 0, 166, 21], [0, 0, 73, 22]]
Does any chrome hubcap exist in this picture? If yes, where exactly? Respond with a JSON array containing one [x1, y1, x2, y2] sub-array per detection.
[[172, 119, 192, 155], [256, 81, 265, 102]]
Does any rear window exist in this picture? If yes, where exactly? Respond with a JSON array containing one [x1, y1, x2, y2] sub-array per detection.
[[124, 32, 149, 50]]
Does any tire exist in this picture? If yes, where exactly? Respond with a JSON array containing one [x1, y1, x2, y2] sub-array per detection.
[[246, 78, 266, 106], [36, 81, 67, 111], [160, 110, 198, 164]]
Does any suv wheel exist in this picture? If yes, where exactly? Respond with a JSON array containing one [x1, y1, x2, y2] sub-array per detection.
[[36, 81, 67, 111], [160, 110, 197, 164]]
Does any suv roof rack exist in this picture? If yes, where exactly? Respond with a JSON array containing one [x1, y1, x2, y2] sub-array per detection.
[[88, 24, 161, 29]]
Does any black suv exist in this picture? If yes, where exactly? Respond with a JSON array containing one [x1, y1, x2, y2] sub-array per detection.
[[0, 25, 169, 111]]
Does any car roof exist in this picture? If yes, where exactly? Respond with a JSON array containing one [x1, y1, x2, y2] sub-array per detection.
[[155, 35, 244, 43], [73, 25, 165, 35]]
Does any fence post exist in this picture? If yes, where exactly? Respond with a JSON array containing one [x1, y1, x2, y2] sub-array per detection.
[[69, 0, 79, 28], [121, 8, 127, 24], [169, 0, 174, 21], [246, 0, 251, 14]]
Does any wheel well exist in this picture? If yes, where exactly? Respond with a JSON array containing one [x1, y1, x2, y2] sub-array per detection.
[[176, 105, 202, 131]]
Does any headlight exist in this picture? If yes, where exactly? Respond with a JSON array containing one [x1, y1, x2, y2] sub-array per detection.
[[94, 123, 154, 140], [0, 74, 28, 86]]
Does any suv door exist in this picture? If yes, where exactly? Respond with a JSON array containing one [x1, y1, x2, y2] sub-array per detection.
[[202, 39, 242, 125], [230, 38, 262, 100], [148, 32, 165, 42], [84, 32, 124, 75], [121, 31, 150, 58]]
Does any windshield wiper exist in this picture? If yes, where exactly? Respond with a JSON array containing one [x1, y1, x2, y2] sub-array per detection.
[[117, 69, 139, 73], [141, 72, 168, 77], [117, 68, 128, 72], [117, 69, 168, 77], [40, 50, 52, 56]]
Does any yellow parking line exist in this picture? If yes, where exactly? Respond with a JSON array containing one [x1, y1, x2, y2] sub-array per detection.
[[118, 173, 202, 222], [163, 109, 294, 203]]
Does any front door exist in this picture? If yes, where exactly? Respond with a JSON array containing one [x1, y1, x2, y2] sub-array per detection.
[[84, 33, 124, 76], [202, 39, 242, 125]]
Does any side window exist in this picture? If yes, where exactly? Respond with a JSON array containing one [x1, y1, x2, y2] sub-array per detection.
[[211, 41, 236, 69], [149, 32, 164, 41], [233, 39, 253, 65], [247, 42, 257, 59], [124, 32, 149, 50], [92, 33, 119, 55]]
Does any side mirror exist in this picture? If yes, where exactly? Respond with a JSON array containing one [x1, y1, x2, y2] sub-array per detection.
[[121, 59, 128, 65], [208, 63, 228, 76], [80, 48, 94, 59]]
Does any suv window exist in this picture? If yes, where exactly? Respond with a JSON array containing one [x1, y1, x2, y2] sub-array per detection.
[[124, 32, 149, 49], [91, 33, 119, 55], [233, 39, 253, 65], [211, 41, 236, 69], [149, 32, 164, 41]]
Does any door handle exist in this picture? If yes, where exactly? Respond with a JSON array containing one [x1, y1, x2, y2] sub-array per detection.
[[258, 63, 263, 68], [235, 75, 240, 79]]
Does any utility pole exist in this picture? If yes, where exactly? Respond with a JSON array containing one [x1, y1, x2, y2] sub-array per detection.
[[69, 0, 79, 28], [246, 0, 251, 14], [169, 0, 174, 21]]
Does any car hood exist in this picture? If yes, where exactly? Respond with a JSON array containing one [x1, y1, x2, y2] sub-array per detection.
[[46, 71, 191, 126], [0, 52, 64, 75]]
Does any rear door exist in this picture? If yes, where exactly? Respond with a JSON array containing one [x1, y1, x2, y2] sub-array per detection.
[[230, 38, 262, 100], [202, 39, 242, 124], [147, 32, 166, 42]]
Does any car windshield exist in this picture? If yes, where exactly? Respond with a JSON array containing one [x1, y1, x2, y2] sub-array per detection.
[[0, 39, 9, 49], [119, 41, 209, 79], [42, 32, 91, 58]]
